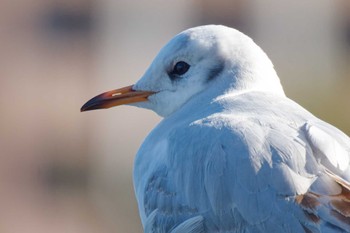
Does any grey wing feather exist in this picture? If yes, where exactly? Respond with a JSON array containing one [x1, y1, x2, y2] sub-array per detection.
[[144, 210, 158, 233], [304, 121, 350, 179], [137, 94, 350, 232], [169, 216, 205, 233], [298, 121, 350, 232]]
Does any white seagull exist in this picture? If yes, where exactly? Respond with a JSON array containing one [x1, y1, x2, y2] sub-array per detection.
[[81, 25, 350, 233]]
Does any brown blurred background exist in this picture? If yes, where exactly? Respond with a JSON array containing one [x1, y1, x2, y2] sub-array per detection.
[[0, 0, 349, 232]]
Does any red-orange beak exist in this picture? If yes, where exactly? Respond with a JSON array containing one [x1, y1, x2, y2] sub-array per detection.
[[81, 85, 155, 112]]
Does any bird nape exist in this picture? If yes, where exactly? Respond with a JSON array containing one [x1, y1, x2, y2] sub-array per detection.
[[81, 25, 350, 233]]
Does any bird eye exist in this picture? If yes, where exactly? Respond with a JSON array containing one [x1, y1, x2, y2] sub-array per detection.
[[172, 61, 190, 76]]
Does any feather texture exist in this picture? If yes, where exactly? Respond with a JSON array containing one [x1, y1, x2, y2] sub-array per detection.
[[81, 25, 350, 232], [134, 91, 350, 232]]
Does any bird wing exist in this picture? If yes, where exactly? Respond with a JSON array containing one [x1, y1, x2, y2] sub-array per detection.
[[298, 121, 350, 232], [139, 94, 350, 232], [304, 121, 350, 179], [181, 116, 321, 232]]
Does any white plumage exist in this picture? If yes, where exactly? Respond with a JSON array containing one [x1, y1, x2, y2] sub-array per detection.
[[82, 25, 350, 233]]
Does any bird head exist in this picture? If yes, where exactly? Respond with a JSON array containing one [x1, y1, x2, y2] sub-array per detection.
[[81, 25, 284, 117]]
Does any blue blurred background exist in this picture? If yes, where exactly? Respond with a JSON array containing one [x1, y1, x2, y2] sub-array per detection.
[[0, 0, 349, 232]]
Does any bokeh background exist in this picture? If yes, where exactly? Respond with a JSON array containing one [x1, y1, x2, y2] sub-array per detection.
[[1, 0, 349, 232]]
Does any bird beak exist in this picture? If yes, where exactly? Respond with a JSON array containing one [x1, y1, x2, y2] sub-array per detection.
[[81, 85, 155, 112]]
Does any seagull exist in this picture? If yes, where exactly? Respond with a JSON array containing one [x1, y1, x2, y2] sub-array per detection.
[[81, 25, 350, 233]]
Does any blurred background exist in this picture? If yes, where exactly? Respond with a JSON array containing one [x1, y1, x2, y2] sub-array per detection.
[[0, 0, 349, 232]]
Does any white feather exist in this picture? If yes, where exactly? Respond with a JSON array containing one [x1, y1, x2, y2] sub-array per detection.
[[125, 25, 350, 232]]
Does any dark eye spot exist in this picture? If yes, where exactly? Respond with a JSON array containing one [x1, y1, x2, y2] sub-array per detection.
[[173, 61, 190, 75], [168, 61, 190, 80], [207, 61, 225, 82]]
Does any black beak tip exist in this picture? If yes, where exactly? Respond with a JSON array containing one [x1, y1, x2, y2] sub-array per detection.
[[80, 98, 99, 112], [80, 104, 90, 112], [80, 106, 87, 112], [80, 104, 100, 112]]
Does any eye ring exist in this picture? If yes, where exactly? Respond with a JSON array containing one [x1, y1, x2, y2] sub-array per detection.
[[172, 61, 190, 76]]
